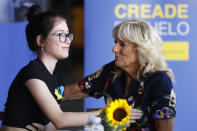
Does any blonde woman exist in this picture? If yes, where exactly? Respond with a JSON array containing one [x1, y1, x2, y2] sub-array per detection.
[[64, 20, 176, 131]]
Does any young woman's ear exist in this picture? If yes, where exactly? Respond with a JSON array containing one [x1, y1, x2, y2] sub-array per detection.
[[36, 35, 45, 48]]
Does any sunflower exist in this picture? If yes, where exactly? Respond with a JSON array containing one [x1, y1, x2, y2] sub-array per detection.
[[105, 99, 131, 126]]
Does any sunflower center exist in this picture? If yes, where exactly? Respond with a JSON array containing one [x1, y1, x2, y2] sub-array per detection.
[[113, 108, 127, 121]]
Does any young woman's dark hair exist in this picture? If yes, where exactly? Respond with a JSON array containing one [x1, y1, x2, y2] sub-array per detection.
[[26, 5, 66, 52]]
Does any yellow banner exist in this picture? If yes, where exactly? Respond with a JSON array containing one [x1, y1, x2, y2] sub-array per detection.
[[162, 41, 189, 61]]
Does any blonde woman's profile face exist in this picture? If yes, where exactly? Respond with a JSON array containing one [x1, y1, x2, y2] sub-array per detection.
[[112, 39, 139, 71]]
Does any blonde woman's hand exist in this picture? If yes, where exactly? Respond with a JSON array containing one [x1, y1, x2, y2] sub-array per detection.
[[129, 109, 142, 123]]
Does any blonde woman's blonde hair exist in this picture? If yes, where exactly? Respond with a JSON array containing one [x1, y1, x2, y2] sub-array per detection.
[[113, 19, 174, 81]]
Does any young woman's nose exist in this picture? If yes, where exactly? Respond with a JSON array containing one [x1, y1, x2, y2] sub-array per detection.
[[64, 38, 71, 45]]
